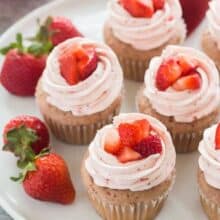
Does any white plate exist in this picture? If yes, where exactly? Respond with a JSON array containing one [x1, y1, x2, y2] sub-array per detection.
[[0, 0, 209, 219]]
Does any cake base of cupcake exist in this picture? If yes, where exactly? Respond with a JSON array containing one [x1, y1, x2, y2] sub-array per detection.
[[198, 169, 220, 220], [36, 82, 123, 145], [103, 22, 182, 82], [201, 31, 220, 71], [81, 154, 175, 220], [136, 86, 220, 153]]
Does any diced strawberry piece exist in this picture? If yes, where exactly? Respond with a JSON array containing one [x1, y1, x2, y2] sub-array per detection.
[[133, 119, 150, 141], [76, 47, 98, 81], [119, 0, 154, 18], [156, 59, 182, 91], [172, 72, 201, 91], [133, 135, 162, 158], [59, 49, 79, 85], [215, 124, 220, 150], [153, 0, 165, 10], [104, 128, 122, 155], [117, 147, 141, 163], [118, 123, 140, 147], [177, 56, 198, 76]]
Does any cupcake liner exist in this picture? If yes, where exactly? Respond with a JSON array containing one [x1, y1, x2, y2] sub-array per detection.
[[170, 130, 204, 153], [199, 189, 220, 220], [42, 106, 120, 145], [84, 171, 175, 220], [118, 56, 150, 82]]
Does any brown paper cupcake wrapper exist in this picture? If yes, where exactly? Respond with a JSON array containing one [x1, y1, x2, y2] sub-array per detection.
[[171, 130, 203, 153], [118, 56, 149, 82], [42, 106, 120, 145], [199, 189, 220, 220], [86, 175, 175, 220]]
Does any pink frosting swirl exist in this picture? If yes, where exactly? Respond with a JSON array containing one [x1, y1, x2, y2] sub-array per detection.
[[199, 124, 220, 189], [107, 0, 186, 50], [143, 46, 220, 123], [41, 37, 123, 116], [207, 0, 220, 50], [85, 113, 176, 191]]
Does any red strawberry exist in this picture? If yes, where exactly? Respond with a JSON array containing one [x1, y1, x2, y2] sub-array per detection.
[[23, 153, 75, 204], [49, 16, 83, 46], [153, 0, 165, 10], [59, 49, 79, 85], [0, 49, 46, 96], [59, 46, 98, 85], [119, 0, 154, 18], [177, 56, 198, 76], [133, 135, 162, 158], [133, 119, 150, 141], [215, 124, 220, 150], [179, 0, 209, 35], [118, 123, 140, 147], [104, 128, 122, 155], [172, 72, 201, 91], [156, 59, 182, 91], [3, 115, 50, 154], [75, 46, 98, 81], [117, 147, 141, 163]]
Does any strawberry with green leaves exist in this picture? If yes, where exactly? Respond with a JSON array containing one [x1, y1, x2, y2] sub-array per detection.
[[2, 115, 75, 204], [0, 33, 51, 96]]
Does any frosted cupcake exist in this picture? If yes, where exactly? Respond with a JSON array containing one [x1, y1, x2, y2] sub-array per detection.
[[81, 113, 176, 220], [198, 123, 220, 220], [137, 45, 220, 153], [104, 0, 186, 81], [202, 0, 220, 70], [36, 37, 123, 145]]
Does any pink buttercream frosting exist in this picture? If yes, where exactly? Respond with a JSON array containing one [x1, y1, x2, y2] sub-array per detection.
[[143, 45, 220, 123], [199, 124, 220, 189], [85, 113, 176, 191], [207, 0, 220, 50], [107, 0, 186, 50], [41, 37, 123, 116]]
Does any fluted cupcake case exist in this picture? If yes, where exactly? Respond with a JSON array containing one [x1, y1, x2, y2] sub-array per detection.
[[198, 169, 220, 220], [81, 156, 175, 220]]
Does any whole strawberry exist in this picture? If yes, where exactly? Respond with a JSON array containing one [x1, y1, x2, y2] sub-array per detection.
[[23, 153, 75, 204], [34, 16, 83, 47], [0, 33, 50, 96], [3, 115, 50, 155]]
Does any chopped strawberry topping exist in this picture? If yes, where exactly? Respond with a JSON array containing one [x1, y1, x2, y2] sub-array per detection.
[[133, 135, 162, 158], [172, 72, 201, 91], [153, 0, 165, 10], [117, 147, 141, 163], [119, 0, 154, 18], [59, 46, 98, 85], [215, 124, 220, 150], [104, 128, 122, 155], [156, 59, 182, 91], [177, 56, 198, 76], [133, 119, 150, 141]]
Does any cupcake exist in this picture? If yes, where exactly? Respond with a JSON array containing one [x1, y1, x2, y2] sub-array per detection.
[[137, 45, 220, 153], [201, 0, 220, 71], [36, 37, 123, 145], [198, 123, 220, 220], [81, 113, 176, 220], [104, 0, 186, 81]]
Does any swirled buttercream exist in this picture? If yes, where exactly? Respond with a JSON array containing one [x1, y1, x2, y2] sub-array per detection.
[[85, 113, 176, 191], [207, 0, 220, 50], [199, 124, 220, 189], [41, 37, 123, 116], [107, 0, 186, 50], [143, 45, 220, 123]]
